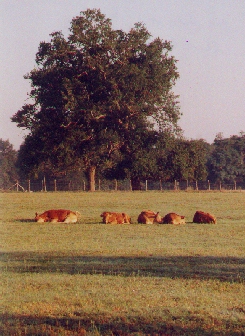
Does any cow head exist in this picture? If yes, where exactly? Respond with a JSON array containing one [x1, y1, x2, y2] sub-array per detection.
[[34, 212, 46, 222], [154, 212, 162, 223]]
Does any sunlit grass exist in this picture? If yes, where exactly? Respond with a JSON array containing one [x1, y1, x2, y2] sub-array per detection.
[[0, 191, 245, 335]]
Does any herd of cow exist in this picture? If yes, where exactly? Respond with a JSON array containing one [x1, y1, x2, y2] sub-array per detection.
[[34, 209, 217, 224]]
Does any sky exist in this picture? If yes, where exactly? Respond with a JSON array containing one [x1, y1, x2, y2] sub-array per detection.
[[1, 0, 245, 149]]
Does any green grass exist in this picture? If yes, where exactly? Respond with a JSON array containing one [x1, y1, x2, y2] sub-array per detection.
[[1, 191, 245, 335]]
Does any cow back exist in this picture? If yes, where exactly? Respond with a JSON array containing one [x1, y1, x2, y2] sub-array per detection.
[[193, 211, 216, 224], [138, 210, 162, 224], [100, 211, 130, 224], [162, 212, 185, 225], [35, 209, 73, 223]]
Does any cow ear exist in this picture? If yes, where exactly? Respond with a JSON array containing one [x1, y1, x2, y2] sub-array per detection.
[[35, 212, 38, 216]]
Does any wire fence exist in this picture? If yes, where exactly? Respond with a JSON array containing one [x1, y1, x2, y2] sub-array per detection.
[[5, 178, 245, 192]]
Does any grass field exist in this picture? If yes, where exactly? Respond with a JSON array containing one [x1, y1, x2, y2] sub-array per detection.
[[1, 191, 245, 335]]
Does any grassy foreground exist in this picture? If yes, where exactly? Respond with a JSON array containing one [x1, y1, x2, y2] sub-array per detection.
[[1, 191, 245, 335]]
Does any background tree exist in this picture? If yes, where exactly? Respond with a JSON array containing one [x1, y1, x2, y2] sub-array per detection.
[[207, 133, 245, 184], [157, 138, 209, 183], [0, 139, 19, 189], [103, 124, 160, 190], [185, 139, 210, 182], [12, 9, 181, 191]]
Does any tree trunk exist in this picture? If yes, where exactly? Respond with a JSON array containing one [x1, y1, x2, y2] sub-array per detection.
[[88, 166, 96, 192], [131, 176, 142, 191]]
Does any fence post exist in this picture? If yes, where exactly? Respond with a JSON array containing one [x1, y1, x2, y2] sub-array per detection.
[[159, 179, 162, 191], [174, 180, 177, 190], [43, 176, 47, 192], [54, 179, 57, 192], [234, 181, 236, 190], [145, 180, 148, 191], [83, 180, 86, 191], [115, 179, 118, 191], [208, 180, 210, 191], [195, 180, 198, 190], [28, 179, 31, 192], [219, 181, 222, 191], [98, 179, 101, 191], [129, 180, 132, 191]]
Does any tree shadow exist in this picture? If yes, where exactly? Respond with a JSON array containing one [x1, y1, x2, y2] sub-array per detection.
[[1, 312, 244, 336], [1, 252, 244, 282]]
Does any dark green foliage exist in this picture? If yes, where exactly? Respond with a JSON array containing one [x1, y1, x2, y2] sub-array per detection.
[[103, 132, 209, 188], [11, 9, 180, 190], [156, 137, 209, 182], [0, 139, 19, 189], [207, 133, 245, 183]]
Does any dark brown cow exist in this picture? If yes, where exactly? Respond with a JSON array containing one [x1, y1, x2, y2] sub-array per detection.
[[193, 211, 216, 224], [35, 209, 80, 223], [100, 212, 131, 224], [162, 212, 185, 225], [137, 210, 162, 224]]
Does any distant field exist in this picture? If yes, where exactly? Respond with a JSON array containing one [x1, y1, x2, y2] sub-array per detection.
[[1, 191, 245, 335]]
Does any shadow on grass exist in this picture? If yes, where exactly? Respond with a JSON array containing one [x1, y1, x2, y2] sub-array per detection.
[[1, 252, 244, 282], [17, 219, 35, 223], [1, 312, 244, 336]]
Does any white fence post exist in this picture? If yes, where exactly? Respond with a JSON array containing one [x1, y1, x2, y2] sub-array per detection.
[[54, 179, 57, 192]]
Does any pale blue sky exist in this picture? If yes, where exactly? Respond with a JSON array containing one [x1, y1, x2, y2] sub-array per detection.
[[1, 0, 245, 149]]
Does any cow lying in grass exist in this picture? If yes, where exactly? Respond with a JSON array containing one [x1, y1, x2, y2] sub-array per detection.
[[137, 210, 162, 224], [35, 209, 80, 223], [193, 210, 217, 224], [100, 212, 131, 224], [162, 212, 186, 225]]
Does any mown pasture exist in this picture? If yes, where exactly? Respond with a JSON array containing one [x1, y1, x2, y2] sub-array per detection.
[[1, 191, 245, 335]]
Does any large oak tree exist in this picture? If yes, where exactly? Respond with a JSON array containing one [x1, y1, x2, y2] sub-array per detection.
[[12, 9, 181, 191]]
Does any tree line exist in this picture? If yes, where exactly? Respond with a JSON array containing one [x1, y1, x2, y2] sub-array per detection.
[[2, 9, 244, 190], [1, 133, 245, 191]]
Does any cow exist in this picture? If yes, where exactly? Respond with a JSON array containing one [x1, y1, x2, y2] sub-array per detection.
[[193, 211, 216, 224], [137, 210, 162, 224], [162, 212, 186, 225], [34, 209, 80, 223], [100, 211, 131, 224]]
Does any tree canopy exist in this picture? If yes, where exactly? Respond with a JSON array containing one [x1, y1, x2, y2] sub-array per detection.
[[11, 9, 181, 190], [207, 133, 245, 183], [0, 139, 19, 189]]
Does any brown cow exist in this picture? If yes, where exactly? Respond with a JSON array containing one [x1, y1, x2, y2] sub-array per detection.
[[100, 211, 131, 224], [162, 212, 186, 225], [193, 211, 216, 224], [35, 209, 80, 223], [137, 210, 162, 224]]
